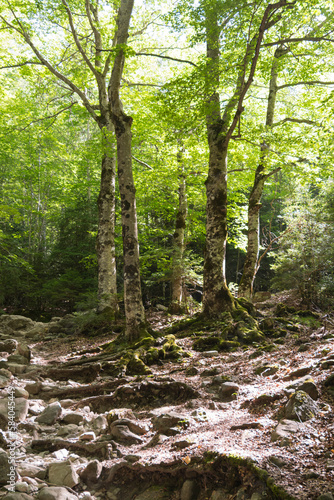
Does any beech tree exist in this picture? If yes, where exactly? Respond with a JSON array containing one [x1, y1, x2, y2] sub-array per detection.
[[0, 0, 148, 338]]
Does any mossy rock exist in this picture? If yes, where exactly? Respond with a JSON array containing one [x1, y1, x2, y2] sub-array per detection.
[[145, 347, 160, 365], [133, 336, 156, 350], [159, 335, 187, 359], [275, 303, 297, 316], [193, 336, 220, 352], [219, 340, 240, 351], [260, 317, 275, 332], [236, 297, 257, 317], [125, 351, 152, 376]]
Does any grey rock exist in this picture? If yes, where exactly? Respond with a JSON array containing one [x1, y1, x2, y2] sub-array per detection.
[[79, 431, 96, 441], [0, 447, 11, 484], [36, 402, 62, 425], [37, 487, 78, 500], [317, 494, 334, 500], [14, 387, 30, 399], [202, 350, 219, 357], [91, 414, 107, 432], [285, 390, 318, 421], [326, 459, 334, 471], [286, 376, 319, 400], [0, 397, 29, 430], [62, 413, 84, 425], [16, 344, 32, 361], [110, 424, 143, 444], [3, 494, 34, 500], [7, 355, 29, 365], [152, 413, 190, 435], [48, 461, 79, 488], [0, 339, 18, 353], [2, 363, 27, 375], [79, 460, 102, 484], [17, 464, 46, 479], [210, 490, 229, 500], [57, 424, 79, 437], [255, 364, 279, 376], [218, 382, 239, 401], [181, 479, 199, 500], [269, 455, 288, 467], [271, 419, 303, 444]]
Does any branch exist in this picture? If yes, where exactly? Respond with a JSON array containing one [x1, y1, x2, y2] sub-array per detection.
[[1, 7, 98, 122], [136, 52, 198, 67], [277, 80, 334, 90], [225, 0, 296, 145], [0, 60, 42, 70], [132, 155, 153, 170], [122, 77, 162, 88], [272, 117, 320, 127], [265, 166, 281, 179], [61, 0, 99, 78], [18, 102, 77, 130], [263, 36, 334, 47]]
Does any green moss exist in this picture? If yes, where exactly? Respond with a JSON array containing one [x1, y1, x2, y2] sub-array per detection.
[[193, 336, 221, 352], [219, 340, 240, 351]]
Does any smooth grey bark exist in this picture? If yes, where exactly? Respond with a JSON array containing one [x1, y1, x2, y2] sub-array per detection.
[[170, 143, 188, 314], [238, 47, 285, 299], [96, 123, 118, 313], [203, 1, 293, 316], [109, 0, 145, 341]]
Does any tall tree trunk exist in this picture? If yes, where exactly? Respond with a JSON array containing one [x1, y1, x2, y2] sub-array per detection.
[[96, 120, 118, 313], [113, 111, 145, 340], [203, 9, 235, 317], [109, 0, 145, 341], [170, 143, 188, 314], [238, 47, 285, 299]]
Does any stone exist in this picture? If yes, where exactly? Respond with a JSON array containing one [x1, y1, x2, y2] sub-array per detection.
[[91, 415, 107, 432], [57, 424, 79, 437], [4, 364, 27, 375], [109, 425, 143, 444], [3, 494, 34, 500], [79, 431, 96, 441], [202, 351, 219, 357], [210, 490, 229, 500], [36, 402, 62, 425], [271, 419, 302, 444], [15, 482, 30, 492], [0, 447, 11, 484], [15, 387, 30, 399], [0, 339, 18, 353], [79, 460, 102, 484], [255, 365, 279, 376], [284, 390, 318, 421], [286, 366, 312, 379], [25, 382, 42, 395], [48, 461, 79, 488], [0, 368, 11, 388], [109, 418, 148, 436], [317, 495, 334, 500], [286, 376, 319, 400], [0, 315, 34, 331], [37, 487, 78, 500], [17, 464, 46, 479], [152, 413, 190, 435], [218, 382, 239, 401], [0, 397, 29, 430], [181, 479, 199, 500], [269, 455, 288, 467], [62, 413, 84, 425], [185, 366, 199, 376], [25, 324, 47, 339]]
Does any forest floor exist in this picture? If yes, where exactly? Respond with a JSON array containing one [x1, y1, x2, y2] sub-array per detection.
[[0, 290, 333, 500]]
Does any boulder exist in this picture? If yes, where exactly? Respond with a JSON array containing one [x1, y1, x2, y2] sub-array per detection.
[[36, 402, 62, 425], [0, 315, 34, 331], [181, 479, 199, 500], [62, 413, 84, 425], [0, 398, 29, 430], [152, 412, 190, 435], [3, 494, 34, 500], [37, 487, 78, 500], [0, 339, 18, 354], [271, 419, 303, 444], [0, 447, 11, 484], [48, 461, 79, 488], [110, 424, 143, 444], [286, 376, 319, 400], [284, 390, 318, 421], [218, 382, 239, 401], [79, 460, 102, 484]]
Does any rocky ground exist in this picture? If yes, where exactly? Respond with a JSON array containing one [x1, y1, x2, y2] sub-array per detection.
[[0, 291, 333, 500]]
